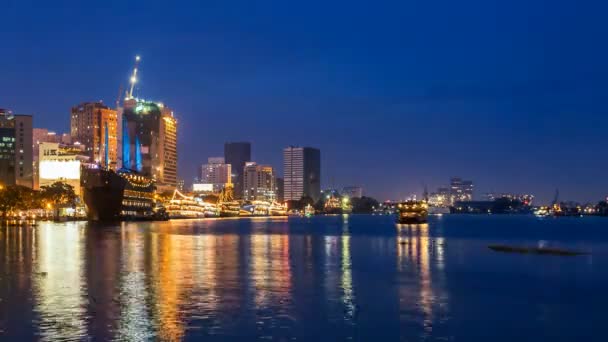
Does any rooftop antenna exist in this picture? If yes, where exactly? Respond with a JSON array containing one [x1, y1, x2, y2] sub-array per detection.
[[128, 55, 141, 99]]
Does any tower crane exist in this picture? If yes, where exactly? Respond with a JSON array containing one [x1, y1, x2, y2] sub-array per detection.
[[127, 55, 141, 99]]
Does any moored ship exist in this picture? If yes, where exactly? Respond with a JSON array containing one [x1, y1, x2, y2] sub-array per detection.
[[81, 165, 156, 221], [396, 200, 428, 224], [81, 166, 125, 221]]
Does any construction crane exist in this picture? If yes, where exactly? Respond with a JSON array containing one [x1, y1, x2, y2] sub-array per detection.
[[127, 55, 141, 99], [552, 188, 560, 206], [115, 83, 123, 108]]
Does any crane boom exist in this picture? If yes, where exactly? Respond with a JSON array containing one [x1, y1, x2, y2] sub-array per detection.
[[127, 55, 141, 99]]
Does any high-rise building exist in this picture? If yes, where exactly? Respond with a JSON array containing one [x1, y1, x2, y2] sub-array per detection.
[[450, 177, 473, 203], [176, 179, 185, 192], [224, 142, 251, 199], [70, 101, 118, 168], [199, 157, 232, 193], [283, 146, 321, 202], [342, 186, 363, 199], [122, 98, 178, 193], [0, 109, 33, 188], [276, 177, 284, 203], [243, 162, 276, 201]]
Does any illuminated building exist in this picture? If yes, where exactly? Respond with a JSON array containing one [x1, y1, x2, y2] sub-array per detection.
[[122, 98, 178, 193], [0, 109, 33, 188], [283, 146, 321, 202], [450, 177, 473, 203], [192, 182, 214, 193], [33, 129, 76, 189], [342, 186, 363, 199], [224, 142, 251, 199], [70, 102, 118, 168], [243, 162, 276, 201], [176, 178, 185, 191], [428, 187, 451, 207], [38, 142, 88, 196], [199, 157, 231, 193], [484, 192, 534, 205]]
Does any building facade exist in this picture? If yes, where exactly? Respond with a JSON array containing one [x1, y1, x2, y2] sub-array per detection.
[[429, 187, 451, 207], [70, 102, 118, 168], [243, 162, 276, 202], [283, 146, 321, 202], [38, 142, 88, 196], [450, 177, 474, 203], [33, 128, 74, 189], [276, 177, 284, 203], [224, 142, 251, 199], [0, 109, 33, 188], [122, 99, 178, 193], [199, 157, 232, 193]]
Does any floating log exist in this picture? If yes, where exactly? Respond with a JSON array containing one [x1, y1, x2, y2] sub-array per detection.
[[488, 244, 587, 256]]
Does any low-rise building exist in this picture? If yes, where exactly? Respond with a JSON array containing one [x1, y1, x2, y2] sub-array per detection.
[[38, 142, 89, 196]]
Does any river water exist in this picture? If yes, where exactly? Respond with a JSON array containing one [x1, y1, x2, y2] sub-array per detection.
[[0, 215, 606, 341]]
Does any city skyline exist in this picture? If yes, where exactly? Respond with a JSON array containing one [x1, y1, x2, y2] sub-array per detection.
[[2, 1, 607, 203]]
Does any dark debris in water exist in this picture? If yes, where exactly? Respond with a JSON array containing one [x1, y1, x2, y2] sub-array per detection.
[[488, 244, 587, 256]]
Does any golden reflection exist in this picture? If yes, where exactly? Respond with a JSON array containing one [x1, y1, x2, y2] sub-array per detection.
[[151, 232, 195, 341], [341, 235, 355, 318], [33, 222, 87, 341], [396, 223, 445, 332], [198, 234, 218, 312], [250, 234, 291, 307], [116, 223, 153, 341]]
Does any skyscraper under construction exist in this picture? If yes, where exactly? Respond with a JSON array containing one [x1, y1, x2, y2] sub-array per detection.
[[115, 56, 179, 193], [121, 98, 178, 193]]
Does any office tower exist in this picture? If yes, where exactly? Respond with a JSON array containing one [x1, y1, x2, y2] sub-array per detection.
[[224, 142, 251, 198], [283, 146, 321, 202], [70, 101, 118, 169], [450, 177, 473, 203], [463, 180, 474, 200], [122, 98, 178, 193], [342, 186, 363, 199], [276, 177, 284, 203], [0, 109, 33, 188], [199, 157, 232, 193], [243, 162, 276, 201]]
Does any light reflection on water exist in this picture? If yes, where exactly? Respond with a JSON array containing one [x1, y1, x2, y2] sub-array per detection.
[[0, 215, 606, 341], [33, 222, 87, 341]]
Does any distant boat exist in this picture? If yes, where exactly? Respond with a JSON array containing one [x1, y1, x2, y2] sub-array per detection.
[[269, 202, 288, 216], [396, 200, 428, 224], [166, 190, 218, 219], [428, 205, 450, 215], [304, 204, 315, 217]]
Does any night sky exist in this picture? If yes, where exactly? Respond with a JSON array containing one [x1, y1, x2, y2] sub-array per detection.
[[1, 0, 607, 203]]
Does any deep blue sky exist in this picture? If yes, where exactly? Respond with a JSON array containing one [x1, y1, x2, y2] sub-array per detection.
[[1, 0, 607, 203]]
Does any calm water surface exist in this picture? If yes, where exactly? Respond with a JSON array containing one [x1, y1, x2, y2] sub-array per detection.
[[0, 215, 607, 341]]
